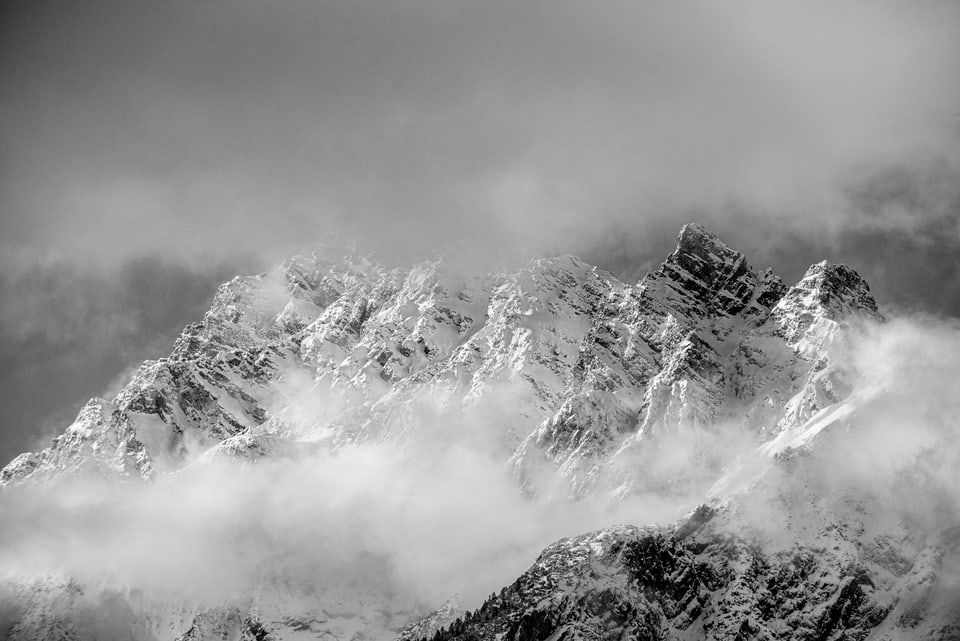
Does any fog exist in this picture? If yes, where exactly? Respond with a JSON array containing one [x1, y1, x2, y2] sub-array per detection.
[[726, 315, 960, 557], [1, 2, 958, 635], [2, 312, 959, 639], [823, 316, 960, 519], [3, 1, 958, 265], [2, 0, 959, 465], [0, 402, 695, 630]]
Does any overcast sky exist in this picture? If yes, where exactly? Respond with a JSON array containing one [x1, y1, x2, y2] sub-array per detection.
[[1, 0, 959, 464]]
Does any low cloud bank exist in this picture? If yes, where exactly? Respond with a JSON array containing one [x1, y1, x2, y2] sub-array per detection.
[[729, 315, 960, 555], [1, 314, 959, 635], [0, 429, 684, 611]]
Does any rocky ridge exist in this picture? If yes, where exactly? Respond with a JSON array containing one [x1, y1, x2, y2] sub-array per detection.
[[1, 224, 875, 493], [3, 224, 953, 640]]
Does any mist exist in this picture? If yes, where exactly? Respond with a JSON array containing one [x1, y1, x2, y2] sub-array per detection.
[[2, 0, 959, 466], [1, 2, 959, 636], [2, 0, 958, 265], [722, 314, 960, 561], [0, 410, 693, 631], [2, 308, 960, 639]]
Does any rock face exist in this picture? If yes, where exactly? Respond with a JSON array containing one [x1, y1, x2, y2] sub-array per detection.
[[0, 224, 874, 493], [412, 510, 959, 641], [3, 224, 955, 640]]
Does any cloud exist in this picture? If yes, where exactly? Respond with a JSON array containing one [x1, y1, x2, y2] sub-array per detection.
[[2, 2, 960, 629], [727, 315, 960, 550], [836, 315, 960, 509], [0, 413, 688, 627], [0, 367, 738, 634], [1, 0, 958, 266], [2, 0, 959, 468], [3, 304, 960, 637], [0, 254, 246, 465]]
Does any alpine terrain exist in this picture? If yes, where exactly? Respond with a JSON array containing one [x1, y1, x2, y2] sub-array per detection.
[[1, 224, 957, 640]]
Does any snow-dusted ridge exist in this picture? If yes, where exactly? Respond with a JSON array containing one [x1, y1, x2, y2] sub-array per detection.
[[1, 223, 871, 490], [3, 224, 958, 640]]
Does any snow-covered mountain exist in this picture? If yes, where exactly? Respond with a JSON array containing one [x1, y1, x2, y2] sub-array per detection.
[[2, 224, 957, 640]]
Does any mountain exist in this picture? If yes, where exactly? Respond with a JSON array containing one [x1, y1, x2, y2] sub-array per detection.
[[1, 224, 956, 640]]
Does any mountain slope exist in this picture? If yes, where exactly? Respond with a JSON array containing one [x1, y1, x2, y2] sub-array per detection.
[[3, 224, 955, 641]]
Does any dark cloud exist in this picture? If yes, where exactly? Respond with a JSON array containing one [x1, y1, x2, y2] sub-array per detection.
[[3, 0, 958, 262], [0, 257, 246, 464], [1, 0, 959, 461]]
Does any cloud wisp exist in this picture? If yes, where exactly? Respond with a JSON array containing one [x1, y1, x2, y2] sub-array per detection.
[[2, 313, 960, 638], [2, 0, 959, 468], [1, 0, 958, 266]]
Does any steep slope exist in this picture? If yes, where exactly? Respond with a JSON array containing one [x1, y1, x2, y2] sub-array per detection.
[[412, 423, 960, 641], [2, 224, 878, 498], [411, 506, 959, 641], [1, 253, 358, 484], [4, 224, 951, 641]]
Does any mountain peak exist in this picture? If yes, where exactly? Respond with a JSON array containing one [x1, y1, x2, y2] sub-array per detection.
[[664, 223, 748, 280], [770, 260, 880, 349], [643, 223, 770, 318], [674, 223, 737, 260], [4, 224, 942, 641], [792, 260, 879, 318]]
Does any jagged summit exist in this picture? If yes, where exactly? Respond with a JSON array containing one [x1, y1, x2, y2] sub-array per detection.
[[675, 222, 737, 259], [638, 223, 784, 321], [663, 223, 747, 282], [1, 224, 881, 486], [771, 260, 880, 349], [791, 260, 879, 317], [3, 224, 936, 641]]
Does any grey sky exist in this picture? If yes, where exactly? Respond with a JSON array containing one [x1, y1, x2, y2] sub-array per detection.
[[1, 0, 959, 464]]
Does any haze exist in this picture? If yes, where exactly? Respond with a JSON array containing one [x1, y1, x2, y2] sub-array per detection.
[[1, 0, 958, 463]]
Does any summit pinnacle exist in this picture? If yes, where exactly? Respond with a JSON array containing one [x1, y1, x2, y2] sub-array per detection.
[[5, 226, 950, 641]]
